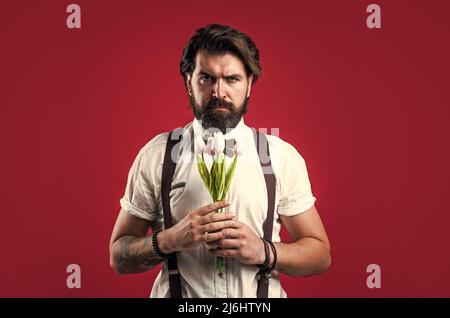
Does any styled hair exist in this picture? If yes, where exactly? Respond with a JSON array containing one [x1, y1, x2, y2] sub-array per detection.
[[180, 24, 261, 84]]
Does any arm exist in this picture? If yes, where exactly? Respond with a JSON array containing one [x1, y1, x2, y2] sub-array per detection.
[[275, 205, 331, 276], [109, 208, 163, 274], [109, 201, 235, 274], [208, 205, 331, 277]]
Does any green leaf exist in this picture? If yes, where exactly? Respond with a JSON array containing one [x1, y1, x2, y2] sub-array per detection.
[[216, 256, 224, 275], [213, 156, 223, 201], [220, 158, 226, 199], [200, 157, 210, 188], [196, 156, 209, 188], [218, 154, 227, 200], [215, 162, 223, 200], [211, 162, 218, 201], [208, 162, 213, 198], [202, 162, 209, 182], [222, 155, 237, 198]]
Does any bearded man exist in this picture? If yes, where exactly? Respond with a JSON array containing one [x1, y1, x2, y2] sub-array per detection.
[[109, 24, 331, 298]]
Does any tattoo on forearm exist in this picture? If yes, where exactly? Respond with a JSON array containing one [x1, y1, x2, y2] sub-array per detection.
[[113, 235, 163, 274]]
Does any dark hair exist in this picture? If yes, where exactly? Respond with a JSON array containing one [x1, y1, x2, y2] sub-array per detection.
[[180, 24, 261, 84]]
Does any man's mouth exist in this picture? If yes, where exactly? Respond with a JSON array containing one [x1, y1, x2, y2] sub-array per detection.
[[208, 106, 229, 111]]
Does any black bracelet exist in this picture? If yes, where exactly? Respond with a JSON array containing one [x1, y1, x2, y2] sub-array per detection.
[[267, 240, 278, 271], [151, 230, 173, 258], [256, 238, 270, 269]]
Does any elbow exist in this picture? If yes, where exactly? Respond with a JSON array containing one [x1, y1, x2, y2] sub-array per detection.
[[318, 245, 332, 274], [109, 257, 120, 274], [109, 243, 126, 275], [321, 252, 332, 273], [317, 240, 332, 273], [110, 256, 128, 275], [304, 244, 332, 277], [109, 254, 122, 275]]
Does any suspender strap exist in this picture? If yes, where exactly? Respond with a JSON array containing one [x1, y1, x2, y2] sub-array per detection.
[[161, 128, 183, 298], [255, 132, 276, 298]]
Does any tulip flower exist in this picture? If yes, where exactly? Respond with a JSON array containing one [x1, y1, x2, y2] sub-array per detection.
[[205, 137, 215, 156], [195, 132, 243, 277], [194, 135, 206, 155]]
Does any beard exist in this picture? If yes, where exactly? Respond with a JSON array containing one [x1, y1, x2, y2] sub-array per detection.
[[189, 95, 249, 134]]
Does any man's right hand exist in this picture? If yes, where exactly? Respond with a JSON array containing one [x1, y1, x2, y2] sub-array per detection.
[[158, 201, 236, 254]]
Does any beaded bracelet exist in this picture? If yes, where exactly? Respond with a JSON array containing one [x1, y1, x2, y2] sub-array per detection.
[[151, 230, 173, 258]]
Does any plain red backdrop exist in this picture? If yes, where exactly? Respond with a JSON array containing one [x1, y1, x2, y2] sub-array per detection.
[[1, 0, 449, 297]]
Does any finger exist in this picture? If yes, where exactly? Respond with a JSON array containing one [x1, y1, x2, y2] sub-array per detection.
[[200, 212, 235, 225], [202, 228, 242, 245], [219, 228, 242, 239], [203, 227, 242, 242], [200, 226, 235, 244], [200, 220, 239, 233], [196, 201, 230, 216], [218, 238, 241, 249]]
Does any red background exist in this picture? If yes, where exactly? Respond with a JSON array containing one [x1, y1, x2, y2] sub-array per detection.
[[1, 0, 449, 297]]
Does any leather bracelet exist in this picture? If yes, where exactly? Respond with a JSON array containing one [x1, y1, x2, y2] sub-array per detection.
[[151, 230, 173, 258], [256, 238, 270, 269], [267, 240, 277, 271]]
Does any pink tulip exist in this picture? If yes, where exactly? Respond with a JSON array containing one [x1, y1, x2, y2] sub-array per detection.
[[232, 140, 245, 156], [205, 137, 215, 156], [194, 135, 206, 155]]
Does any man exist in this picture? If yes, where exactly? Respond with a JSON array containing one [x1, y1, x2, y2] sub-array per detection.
[[109, 24, 331, 298]]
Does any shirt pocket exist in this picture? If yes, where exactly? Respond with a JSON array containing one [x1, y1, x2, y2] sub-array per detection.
[[169, 179, 187, 210], [170, 181, 186, 191]]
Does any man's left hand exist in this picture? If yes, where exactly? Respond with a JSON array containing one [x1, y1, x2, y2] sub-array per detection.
[[205, 220, 265, 266]]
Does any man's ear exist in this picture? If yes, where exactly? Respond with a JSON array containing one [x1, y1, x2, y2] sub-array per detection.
[[185, 73, 192, 96], [246, 74, 254, 98]]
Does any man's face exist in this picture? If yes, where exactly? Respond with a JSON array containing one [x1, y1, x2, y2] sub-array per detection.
[[186, 50, 253, 134]]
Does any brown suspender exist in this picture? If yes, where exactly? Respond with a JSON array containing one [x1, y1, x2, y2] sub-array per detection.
[[160, 128, 276, 298], [161, 128, 184, 298], [255, 132, 276, 298]]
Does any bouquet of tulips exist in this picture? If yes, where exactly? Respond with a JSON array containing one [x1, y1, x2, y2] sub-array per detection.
[[195, 131, 243, 277]]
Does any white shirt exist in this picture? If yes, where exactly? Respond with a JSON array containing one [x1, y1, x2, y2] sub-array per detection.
[[119, 117, 316, 298]]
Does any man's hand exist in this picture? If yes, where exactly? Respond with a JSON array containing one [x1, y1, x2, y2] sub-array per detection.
[[205, 220, 266, 266], [206, 205, 332, 277], [158, 201, 238, 254]]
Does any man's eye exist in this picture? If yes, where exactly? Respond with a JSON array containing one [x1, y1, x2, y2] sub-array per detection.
[[227, 77, 239, 83], [200, 76, 212, 82]]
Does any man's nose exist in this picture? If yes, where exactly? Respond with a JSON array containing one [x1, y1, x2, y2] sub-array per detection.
[[212, 79, 226, 99]]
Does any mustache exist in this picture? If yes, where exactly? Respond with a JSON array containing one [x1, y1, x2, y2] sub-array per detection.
[[205, 98, 235, 109]]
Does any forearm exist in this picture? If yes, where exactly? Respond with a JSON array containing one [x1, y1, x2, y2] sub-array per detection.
[[271, 237, 331, 277], [111, 235, 164, 274]]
